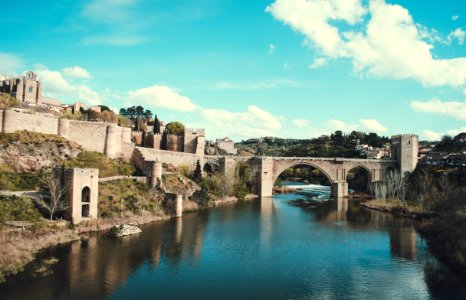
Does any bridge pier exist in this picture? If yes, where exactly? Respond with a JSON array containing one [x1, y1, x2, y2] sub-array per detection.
[[331, 182, 348, 198]]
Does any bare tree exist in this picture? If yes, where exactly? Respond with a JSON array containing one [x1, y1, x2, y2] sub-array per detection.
[[35, 172, 67, 221]]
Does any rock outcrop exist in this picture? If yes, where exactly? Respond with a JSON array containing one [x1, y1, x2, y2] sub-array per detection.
[[107, 224, 142, 237], [0, 132, 82, 172]]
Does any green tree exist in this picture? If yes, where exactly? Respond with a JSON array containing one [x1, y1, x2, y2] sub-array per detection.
[[165, 121, 185, 135], [153, 115, 161, 134], [193, 160, 202, 183], [99, 105, 112, 112]]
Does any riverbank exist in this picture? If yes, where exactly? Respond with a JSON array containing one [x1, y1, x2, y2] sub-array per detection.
[[360, 199, 466, 273], [418, 214, 466, 273], [0, 194, 251, 283], [360, 199, 433, 220]]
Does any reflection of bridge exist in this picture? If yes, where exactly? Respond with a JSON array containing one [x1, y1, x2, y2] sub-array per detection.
[[134, 134, 419, 199]]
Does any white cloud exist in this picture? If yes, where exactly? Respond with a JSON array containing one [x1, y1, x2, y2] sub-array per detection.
[[201, 105, 282, 139], [127, 85, 195, 112], [268, 44, 276, 54], [421, 130, 442, 141], [0, 52, 23, 75], [359, 118, 388, 133], [82, 35, 146, 46], [421, 127, 466, 141], [62, 66, 92, 79], [410, 98, 466, 120], [448, 28, 465, 45], [293, 118, 310, 128], [267, 0, 366, 57], [283, 62, 292, 69], [35, 66, 72, 94], [325, 119, 358, 131], [452, 15, 459, 21], [76, 85, 101, 105], [208, 79, 305, 90], [82, 0, 137, 23], [267, 0, 466, 87], [309, 58, 327, 69], [324, 118, 387, 133]]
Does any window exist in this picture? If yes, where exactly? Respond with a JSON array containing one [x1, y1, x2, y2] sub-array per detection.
[[28, 86, 33, 93]]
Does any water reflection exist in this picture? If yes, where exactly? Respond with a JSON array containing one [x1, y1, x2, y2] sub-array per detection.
[[0, 194, 465, 299]]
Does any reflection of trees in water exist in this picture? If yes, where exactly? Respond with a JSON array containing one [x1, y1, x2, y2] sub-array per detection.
[[424, 258, 466, 299]]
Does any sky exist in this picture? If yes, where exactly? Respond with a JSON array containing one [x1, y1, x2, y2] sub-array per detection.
[[0, 0, 465, 141]]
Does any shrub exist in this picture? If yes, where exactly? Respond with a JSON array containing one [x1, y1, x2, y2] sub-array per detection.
[[165, 121, 185, 135], [0, 195, 43, 225], [65, 151, 135, 177], [0, 171, 49, 191]]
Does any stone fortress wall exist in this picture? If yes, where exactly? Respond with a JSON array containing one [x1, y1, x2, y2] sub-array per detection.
[[0, 109, 132, 159]]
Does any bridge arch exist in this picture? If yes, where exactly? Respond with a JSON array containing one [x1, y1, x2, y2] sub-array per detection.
[[272, 162, 334, 188], [346, 165, 372, 193]]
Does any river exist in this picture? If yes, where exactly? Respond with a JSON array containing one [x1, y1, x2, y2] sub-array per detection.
[[1, 184, 465, 299]]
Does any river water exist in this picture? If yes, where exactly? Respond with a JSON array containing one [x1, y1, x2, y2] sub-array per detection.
[[1, 184, 466, 300]]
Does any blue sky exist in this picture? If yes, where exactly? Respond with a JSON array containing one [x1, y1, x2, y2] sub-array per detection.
[[1, 0, 465, 141]]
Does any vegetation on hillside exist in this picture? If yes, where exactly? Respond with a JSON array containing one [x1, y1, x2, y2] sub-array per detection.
[[237, 130, 389, 158], [0, 195, 43, 226], [0, 131, 69, 145], [98, 179, 163, 219], [0, 170, 49, 191], [64, 151, 135, 177], [433, 133, 466, 152]]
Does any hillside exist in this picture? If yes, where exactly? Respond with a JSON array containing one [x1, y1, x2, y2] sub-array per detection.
[[0, 131, 83, 173], [236, 131, 390, 158]]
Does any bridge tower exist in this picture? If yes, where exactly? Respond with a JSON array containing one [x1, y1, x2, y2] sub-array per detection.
[[391, 134, 419, 176]]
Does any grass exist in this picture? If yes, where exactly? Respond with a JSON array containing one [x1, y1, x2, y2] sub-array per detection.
[[0, 195, 43, 226], [98, 179, 163, 219], [0, 225, 79, 283], [418, 213, 466, 271], [0, 131, 69, 145], [65, 151, 135, 177], [0, 93, 20, 109], [0, 171, 49, 191]]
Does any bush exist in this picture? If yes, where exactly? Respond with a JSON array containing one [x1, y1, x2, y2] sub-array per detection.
[[0, 171, 49, 191], [65, 151, 135, 177], [98, 179, 162, 218], [165, 122, 185, 135], [0, 93, 20, 109], [0, 195, 43, 225]]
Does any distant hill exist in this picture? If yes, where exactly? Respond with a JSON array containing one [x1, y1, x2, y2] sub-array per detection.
[[236, 131, 390, 158]]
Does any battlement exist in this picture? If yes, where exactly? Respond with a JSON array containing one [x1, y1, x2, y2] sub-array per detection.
[[185, 128, 205, 135]]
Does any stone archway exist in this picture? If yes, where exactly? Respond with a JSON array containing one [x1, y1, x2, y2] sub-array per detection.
[[81, 186, 91, 218], [272, 162, 334, 189], [346, 165, 373, 193]]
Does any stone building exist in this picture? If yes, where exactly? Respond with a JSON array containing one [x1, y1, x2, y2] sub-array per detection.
[[215, 137, 237, 155], [391, 134, 419, 175], [141, 126, 206, 156], [0, 71, 42, 104]]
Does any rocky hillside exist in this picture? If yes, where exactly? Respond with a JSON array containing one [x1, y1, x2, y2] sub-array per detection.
[[0, 131, 83, 173]]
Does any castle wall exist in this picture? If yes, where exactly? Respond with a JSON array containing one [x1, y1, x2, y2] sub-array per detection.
[[391, 134, 419, 175], [184, 128, 205, 154], [166, 134, 184, 152], [0, 109, 58, 134], [0, 109, 127, 159], [134, 147, 201, 175]]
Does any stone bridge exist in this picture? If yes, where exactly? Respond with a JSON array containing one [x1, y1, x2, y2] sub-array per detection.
[[246, 156, 397, 198], [134, 134, 419, 199]]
